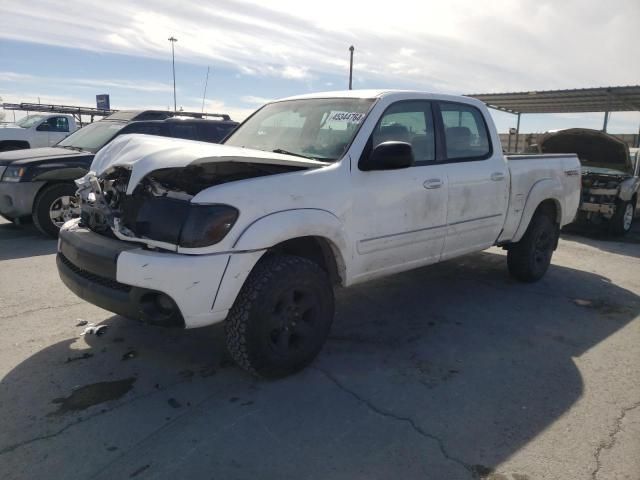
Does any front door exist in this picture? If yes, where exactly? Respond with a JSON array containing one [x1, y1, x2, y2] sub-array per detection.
[[436, 101, 509, 259], [351, 100, 448, 283], [46, 116, 71, 145]]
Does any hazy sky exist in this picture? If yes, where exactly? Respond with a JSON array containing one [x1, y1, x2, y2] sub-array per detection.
[[1, 0, 639, 132]]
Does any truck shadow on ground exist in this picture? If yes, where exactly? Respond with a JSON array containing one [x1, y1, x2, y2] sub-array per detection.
[[0, 221, 56, 261], [1, 251, 639, 479]]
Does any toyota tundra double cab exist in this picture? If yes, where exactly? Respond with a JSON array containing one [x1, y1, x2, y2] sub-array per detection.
[[57, 90, 581, 377]]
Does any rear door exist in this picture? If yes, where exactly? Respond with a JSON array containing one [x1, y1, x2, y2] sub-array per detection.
[[351, 100, 448, 282], [437, 101, 508, 259]]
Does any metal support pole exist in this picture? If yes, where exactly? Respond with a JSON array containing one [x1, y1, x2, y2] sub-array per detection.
[[514, 113, 521, 153], [201, 66, 210, 113], [603, 111, 609, 132], [507, 132, 512, 153], [168, 36, 178, 112], [348, 46, 354, 90]]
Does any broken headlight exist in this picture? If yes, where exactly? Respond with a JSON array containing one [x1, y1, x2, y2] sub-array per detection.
[[179, 204, 239, 248], [122, 197, 238, 248]]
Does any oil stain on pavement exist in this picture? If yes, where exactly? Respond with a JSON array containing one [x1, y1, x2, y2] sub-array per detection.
[[47, 377, 136, 416]]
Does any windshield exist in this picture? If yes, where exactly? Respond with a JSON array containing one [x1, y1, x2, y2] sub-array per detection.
[[224, 98, 376, 161], [56, 121, 126, 153], [16, 115, 46, 128]]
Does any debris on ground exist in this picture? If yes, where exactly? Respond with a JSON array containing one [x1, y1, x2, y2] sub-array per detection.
[[129, 464, 151, 478], [167, 398, 181, 408], [75, 319, 88, 327], [121, 350, 137, 361], [573, 298, 593, 307], [65, 352, 94, 363], [81, 325, 108, 336]]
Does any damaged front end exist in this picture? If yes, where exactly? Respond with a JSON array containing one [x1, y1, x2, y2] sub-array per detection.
[[578, 171, 628, 222], [76, 161, 302, 250]]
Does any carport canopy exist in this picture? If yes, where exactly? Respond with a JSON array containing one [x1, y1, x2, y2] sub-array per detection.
[[466, 85, 640, 115], [465, 85, 640, 150]]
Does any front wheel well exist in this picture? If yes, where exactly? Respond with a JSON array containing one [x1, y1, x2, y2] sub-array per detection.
[[266, 236, 343, 285]]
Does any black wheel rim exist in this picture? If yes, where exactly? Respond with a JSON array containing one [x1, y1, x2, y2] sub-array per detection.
[[267, 288, 318, 356], [533, 228, 553, 267]]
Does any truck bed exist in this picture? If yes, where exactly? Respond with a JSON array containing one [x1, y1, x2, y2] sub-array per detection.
[[498, 153, 581, 242]]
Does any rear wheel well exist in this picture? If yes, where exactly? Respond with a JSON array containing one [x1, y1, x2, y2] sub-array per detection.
[[535, 199, 560, 225], [266, 236, 342, 285]]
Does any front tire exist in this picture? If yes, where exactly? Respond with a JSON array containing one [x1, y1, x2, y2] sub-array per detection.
[[507, 213, 558, 282], [225, 254, 335, 378], [32, 183, 80, 238], [610, 199, 635, 236]]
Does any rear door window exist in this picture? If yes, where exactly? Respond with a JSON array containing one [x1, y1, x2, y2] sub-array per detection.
[[438, 102, 491, 160]]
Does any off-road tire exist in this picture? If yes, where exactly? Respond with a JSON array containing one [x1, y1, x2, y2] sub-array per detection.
[[507, 212, 558, 282], [32, 183, 78, 238], [225, 254, 335, 378], [609, 199, 635, 236]]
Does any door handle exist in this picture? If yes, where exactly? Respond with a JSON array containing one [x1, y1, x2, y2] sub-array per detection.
[[490, 172, 505, 181], [423, 178, 443, 189]]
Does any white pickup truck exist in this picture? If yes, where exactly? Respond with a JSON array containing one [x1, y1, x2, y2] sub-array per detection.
[[0, 114, 78, 151], [57, 90, 581, 377]]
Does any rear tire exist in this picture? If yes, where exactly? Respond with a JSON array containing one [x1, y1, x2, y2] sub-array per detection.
[[507, 213, 558, 282], [225, 254, 334, 378], [32, 183, 80, 238], [609, 199, 635, 236]]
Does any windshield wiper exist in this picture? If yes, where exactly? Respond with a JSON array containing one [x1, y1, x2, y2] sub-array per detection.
[[61, 145, 84, 151], [271, 148, 315, 160]]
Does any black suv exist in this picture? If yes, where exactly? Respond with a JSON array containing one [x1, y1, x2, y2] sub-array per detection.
[[0, 110, 238, 237]]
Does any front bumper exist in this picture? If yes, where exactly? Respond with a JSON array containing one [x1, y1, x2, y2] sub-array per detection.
[[0, 181, 45, 218], [57, 219, 257, 328], [580, 202, 616, 217]]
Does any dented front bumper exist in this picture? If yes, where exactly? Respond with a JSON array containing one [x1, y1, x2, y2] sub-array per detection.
[[56, 219, 256, 328]]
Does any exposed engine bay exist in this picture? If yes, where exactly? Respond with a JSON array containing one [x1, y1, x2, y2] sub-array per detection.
[[76, 161, 307, 248], [537, 129, 639, 231]]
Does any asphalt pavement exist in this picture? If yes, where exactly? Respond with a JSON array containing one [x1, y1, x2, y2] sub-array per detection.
[[0, 217, 639, 480]]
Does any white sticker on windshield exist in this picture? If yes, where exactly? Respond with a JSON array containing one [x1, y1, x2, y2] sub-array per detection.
[[329, 111, 365, 123]]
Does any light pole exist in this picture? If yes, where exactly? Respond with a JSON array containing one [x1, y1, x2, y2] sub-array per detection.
[[168, 36, 178, 112], [348, 45, 354, 90]]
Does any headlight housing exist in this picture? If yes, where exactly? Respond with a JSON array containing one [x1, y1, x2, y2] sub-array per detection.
[[179, 204, 239, 248], [1, 166, 26, 182], [120, 196, 238, 248]]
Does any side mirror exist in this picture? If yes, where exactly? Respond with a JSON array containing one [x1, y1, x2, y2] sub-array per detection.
[[36, 123, 50, 131], [359, 141, 414, 171]]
